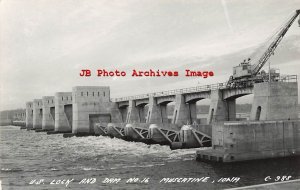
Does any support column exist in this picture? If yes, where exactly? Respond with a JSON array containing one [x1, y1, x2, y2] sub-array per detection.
[[146, 97, 164, 123], [208, 90, 227, 124], [119, 107, 128, 122], [188, 102, 197, 124], [172, 94, 190, 125], [207, 90, 237, 124], [55, 92, 72, 132], [33, 99, 43, 129], [138, 106, 146, 122], [160, 104, 168, 123], [227, 99, 236, 121], [42, 96, 55, 131], [126, 100, 139, 123], [25, 102, 33, 129]]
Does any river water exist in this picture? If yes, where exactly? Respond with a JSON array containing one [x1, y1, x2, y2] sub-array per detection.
[[0, 126, 299, 190]]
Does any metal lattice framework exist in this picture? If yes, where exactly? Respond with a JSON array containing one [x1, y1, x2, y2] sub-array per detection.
[[95, 124, 108, 135], [129, 127, 149, 139], [191, 130, 211, 147], [156, 128, 180, 143], [111, 126, 125, 137]]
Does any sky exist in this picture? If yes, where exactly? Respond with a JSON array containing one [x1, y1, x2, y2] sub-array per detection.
[[0, 0, 300, 110]]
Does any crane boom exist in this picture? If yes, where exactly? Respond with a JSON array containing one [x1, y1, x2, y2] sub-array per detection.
[[227, 9, 300, 88], [252, 9, 300, 75]]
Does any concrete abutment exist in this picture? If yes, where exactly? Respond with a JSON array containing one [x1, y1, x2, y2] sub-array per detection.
[[197, 82, 299, 162], [250, 82, 298, 120]]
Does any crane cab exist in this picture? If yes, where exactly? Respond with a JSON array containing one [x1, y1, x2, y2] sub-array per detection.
[[233, 61, 252, 79]]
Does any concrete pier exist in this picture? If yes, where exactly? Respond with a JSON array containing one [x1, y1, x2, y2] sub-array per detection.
[[42, 96, 55, 131], [25, 102, 33, 130], [72, 86, 122, 135], [172, 94, 190, 125], [126, 100, 140, 123], [146, 97, 167, 123], [33, 99, 43, 130], [53, 92, 72, 133], [208, 90, 235, 123]]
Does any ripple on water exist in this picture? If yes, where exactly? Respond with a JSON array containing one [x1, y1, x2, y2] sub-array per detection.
[[2, 126, 300, 190], [1, 126, 196, 174]]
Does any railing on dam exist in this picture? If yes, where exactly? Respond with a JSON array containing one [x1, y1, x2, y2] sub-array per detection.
[[111, 75, 297, 102], [277, 75, 297, 83], [111, 82, 228, 102]]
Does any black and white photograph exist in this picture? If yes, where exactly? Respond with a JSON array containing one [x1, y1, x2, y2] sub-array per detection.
[[0, 0, 300, 189]]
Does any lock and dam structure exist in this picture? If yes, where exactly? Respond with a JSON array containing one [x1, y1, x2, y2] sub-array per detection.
[[1, 75, 299, 163]]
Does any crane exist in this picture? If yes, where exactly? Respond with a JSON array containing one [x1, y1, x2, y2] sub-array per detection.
[[227, 9, 300, 88]]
